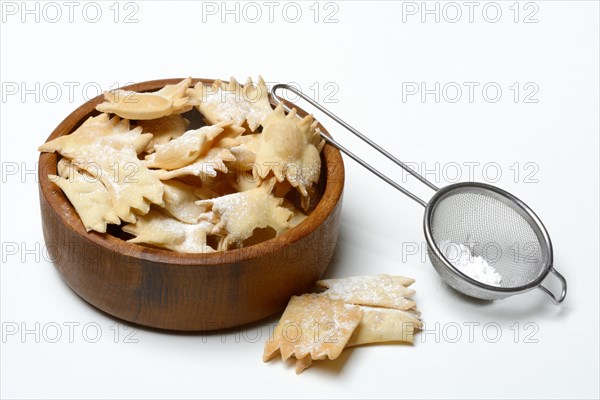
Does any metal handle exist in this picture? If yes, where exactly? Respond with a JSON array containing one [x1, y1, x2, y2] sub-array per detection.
[[537, 267, 567, 304], [271, 84, 438, 208]]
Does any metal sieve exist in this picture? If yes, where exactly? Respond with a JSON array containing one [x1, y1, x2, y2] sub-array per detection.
[[272, 84, 566, 304]]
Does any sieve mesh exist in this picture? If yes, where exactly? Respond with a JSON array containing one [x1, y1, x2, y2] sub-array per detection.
[[426, 186, 550, 300]]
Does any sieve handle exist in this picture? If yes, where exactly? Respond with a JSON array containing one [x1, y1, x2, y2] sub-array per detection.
[[271, 84, 438, 208], [537, 267, 567, 304]]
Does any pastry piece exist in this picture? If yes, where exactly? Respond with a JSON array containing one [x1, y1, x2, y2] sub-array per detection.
[[318, 274, 415, 289], [253, 104, 324, 210], [316, 274, 416, 311], [153, 147, 236, 181], [187, 76, 272, 131], [56, 157, 73, 178], [162, 180, 205, 224], [39, 114, 164, 222], [194, 173, 237, 198], [193, 183, 223, 200], [96, 78, 196, 120], [48, 169, 120, 233], [145, 121, 243, 170], [228, 134, 260, 171], [229, 171, 293, 197], [73, 145, 164, 223], [263, 274, 422, 374], [123, 208, 215, 253], [138, 114, 189, 153], [197, 181, 292, 249], [346, 306, 422, 347], [242, 77, 274, 130], [39, 113, 152, 156], [263, 294, 363, 364], [231, 171, 261, 192], [295, 355, 313, 375]]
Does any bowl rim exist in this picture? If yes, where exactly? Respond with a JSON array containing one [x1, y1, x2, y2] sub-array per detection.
[[38, 78, 345, 266]]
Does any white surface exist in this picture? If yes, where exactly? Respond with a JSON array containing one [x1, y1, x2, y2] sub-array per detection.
[[1, 1, 598, 398]]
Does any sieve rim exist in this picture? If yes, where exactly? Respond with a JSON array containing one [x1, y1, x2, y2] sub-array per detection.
[[423, 182, 554, 294]]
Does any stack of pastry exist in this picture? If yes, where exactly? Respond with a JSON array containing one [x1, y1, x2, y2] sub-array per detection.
[[263, 274, 422, 374]]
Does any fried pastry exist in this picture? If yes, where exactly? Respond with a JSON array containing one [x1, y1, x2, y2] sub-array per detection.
[[96, 78, 195, 120]]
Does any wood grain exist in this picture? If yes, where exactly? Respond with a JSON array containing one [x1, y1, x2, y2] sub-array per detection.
[[38, 78, 345, 331]]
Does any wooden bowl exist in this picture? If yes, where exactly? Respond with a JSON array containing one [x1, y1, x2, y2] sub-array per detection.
[[38, 78, 344, 331]]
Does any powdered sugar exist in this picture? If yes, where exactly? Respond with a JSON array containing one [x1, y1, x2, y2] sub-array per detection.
[[440, 242, 502, 286], [317, 275, 416, 311]]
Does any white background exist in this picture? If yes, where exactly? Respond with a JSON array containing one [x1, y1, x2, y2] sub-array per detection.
[[1, 1, 598, 398]]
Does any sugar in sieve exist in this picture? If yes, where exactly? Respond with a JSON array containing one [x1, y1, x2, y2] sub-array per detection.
[[272, 84, 566, 304]]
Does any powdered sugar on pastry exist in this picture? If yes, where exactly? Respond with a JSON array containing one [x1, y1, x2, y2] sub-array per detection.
[[346, 306, 422, 347], [253, 104, 324, 210], [263, 294, 363, 362], [39, 113, 164, 223], [145, 121, 243, 170], [138, 114, 189, 153], [316, 274, 416, 311], [187, 76, 273, 132], [264, 274, 422, 374], [74, 144, 164, 223], [38, 114, 152, 156], [197, 181, 292, 249], [123, 208, 215, 253], [162, 180, 205, 224], [96, 78, 196, 120], [48, 169, 120, 233], [152, 147, 236, 181]]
